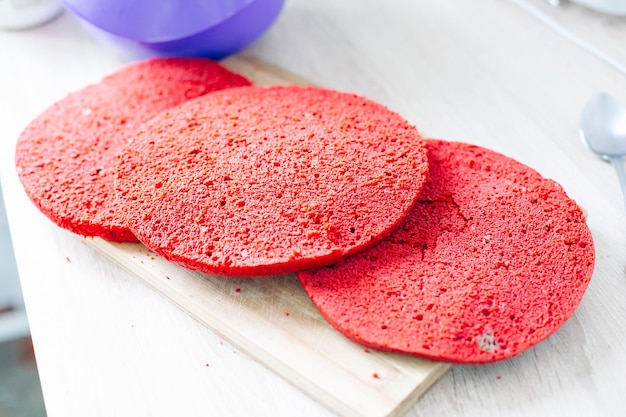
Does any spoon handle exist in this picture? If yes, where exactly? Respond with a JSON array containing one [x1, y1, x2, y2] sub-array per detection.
[[609, 156, 626, 212]]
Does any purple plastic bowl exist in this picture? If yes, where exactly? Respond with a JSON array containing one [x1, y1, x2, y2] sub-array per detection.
[[76, 0, 284, 60], [59, 0, 257, 43]]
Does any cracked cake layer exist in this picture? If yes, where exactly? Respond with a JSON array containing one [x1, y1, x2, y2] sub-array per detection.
[[15, 58, 251, 242], [298, 139, 595, 363], [114, 85, 429, 276]]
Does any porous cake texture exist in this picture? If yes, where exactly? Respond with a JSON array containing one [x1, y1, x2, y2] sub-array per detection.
[[15, 58, 251, 241], [115, 85, 429, 276], [298, 139, 595, 363]]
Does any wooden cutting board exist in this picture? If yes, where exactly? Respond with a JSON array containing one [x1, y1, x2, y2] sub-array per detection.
[[85, 55, 450, 417]]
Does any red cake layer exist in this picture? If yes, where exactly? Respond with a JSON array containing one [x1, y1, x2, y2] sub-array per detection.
[[298, 139, 595, 363], [15, 57, 251, 241], [115, 85, 429, 276]]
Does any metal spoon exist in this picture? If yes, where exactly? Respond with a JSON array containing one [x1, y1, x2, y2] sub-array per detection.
[[580, 92, 626, 211]]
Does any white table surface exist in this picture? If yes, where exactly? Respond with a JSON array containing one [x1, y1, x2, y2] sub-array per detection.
[[1, 1, 626, 416]]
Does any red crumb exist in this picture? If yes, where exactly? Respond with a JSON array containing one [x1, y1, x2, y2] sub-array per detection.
[[285, 312, 290, 316], [205, 363, 210, 367], [364, 348, 370, 353], [372, 373, 379, 379], [66, 257, 71, 263], [165, 276, 170, 280], [235, 288, 241, 293], [496, 375, 501, 380]]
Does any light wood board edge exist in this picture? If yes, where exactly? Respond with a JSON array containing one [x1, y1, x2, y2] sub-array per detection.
[[222, 54, 315, 86], [85, 238, 450, 417]]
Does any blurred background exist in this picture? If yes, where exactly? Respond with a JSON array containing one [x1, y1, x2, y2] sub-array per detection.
[[0, 180, 46, 417]]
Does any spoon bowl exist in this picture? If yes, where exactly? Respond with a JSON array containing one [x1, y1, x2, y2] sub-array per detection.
[[580, 92, 626, 211]]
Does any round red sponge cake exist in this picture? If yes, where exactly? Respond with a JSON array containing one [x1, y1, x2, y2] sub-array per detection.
[[15, 58, 251, 242], [298, 139, 595, 363], [114, 85, 429, 276]]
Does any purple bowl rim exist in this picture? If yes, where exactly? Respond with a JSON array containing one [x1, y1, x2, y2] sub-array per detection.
[[59, 0, 257, 42]]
